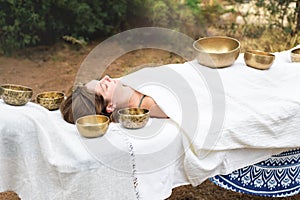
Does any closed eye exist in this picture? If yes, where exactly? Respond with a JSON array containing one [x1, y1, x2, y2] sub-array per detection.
[[100, 83, 108, 92]]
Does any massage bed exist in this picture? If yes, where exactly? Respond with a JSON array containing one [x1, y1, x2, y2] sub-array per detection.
[[1, 47, 300, 199]]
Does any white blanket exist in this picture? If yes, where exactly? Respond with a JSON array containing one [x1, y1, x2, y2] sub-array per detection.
[[121, 45, 300, 185], [1, 46, 300, 199], [0, 100, 190, 200], [0, 101, 138, 199]]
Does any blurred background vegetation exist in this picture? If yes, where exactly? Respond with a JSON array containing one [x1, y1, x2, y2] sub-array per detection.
[[0, 0, 299, 55], [1, 1, 299, 200]]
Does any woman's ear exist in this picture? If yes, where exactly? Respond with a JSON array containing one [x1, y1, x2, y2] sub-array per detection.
[[106, 103, 116, 113]]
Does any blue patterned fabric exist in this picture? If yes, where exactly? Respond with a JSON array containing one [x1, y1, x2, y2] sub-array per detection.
[[210, 149, 300, 197]]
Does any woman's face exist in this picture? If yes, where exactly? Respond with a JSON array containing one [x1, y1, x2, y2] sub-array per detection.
[[95, 75, 120, 102]]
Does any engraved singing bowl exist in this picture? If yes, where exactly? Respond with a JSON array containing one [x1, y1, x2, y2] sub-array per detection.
[[76, 115, 110, 138], [36, 91, 65, 111], [118, 108, 150, 129], [291, 48, 300, 63], [193, 36, 240, 68], [244, 50, 275, 70], [0, 84, 33, 106]]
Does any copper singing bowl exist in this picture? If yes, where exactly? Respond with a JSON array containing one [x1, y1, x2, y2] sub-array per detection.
[[118, 108, 150, 129], [193, 36, 240, 68], [0, 84, 33, 106], [36, 91, 65, 111], [291, 48, 300, 63], [76, 115, 110, 138], [244, 50, 275, 70]]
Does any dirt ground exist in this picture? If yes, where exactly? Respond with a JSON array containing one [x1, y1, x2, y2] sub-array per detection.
[[1, 42, 300, 200]]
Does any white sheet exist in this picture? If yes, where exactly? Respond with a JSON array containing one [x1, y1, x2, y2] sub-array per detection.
[[0, 99, 191, 199], [0, 101, 139, 199], [121, 45, 300, 185], [0, 46, 300, 199]]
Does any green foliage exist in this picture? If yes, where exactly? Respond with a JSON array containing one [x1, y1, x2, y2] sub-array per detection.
[[229, 0, 300, 35], [201, 3, 226, 25], [146, 0, 208, 38], [8, 0, 295, 55], [255, 0, 299, 34], [185, 0, 202, 15], [259, 27, 300, 52], [0, 0, 228, 54], [242, 27, 300, 52], [0, 1, 42, 54], [150, 1, 170, 27], [62, 35, 87, 47], [0, 0, 129, 54]]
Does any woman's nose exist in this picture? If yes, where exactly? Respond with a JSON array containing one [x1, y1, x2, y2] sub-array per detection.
[[99, 75, 110, 84], [105, 75, 112, 82], [103, 75, 112, 82]]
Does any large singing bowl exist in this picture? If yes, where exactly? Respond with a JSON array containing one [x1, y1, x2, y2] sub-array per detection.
[[0, 84, 33, 106], [118, 108, 150, 129], [193, 36, 241, 68], [36, 91, 65, 110], [76, 115, 110, 138]]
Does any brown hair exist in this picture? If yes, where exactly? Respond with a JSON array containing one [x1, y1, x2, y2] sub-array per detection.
[[60, 86, 109, 124]]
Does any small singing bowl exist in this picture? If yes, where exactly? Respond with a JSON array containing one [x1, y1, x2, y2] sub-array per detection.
[[118, 108, 150, 129], [76, 115, 110, 138], [193, 36, 240, 68], [291, 48, 300, 62], [36, 91, 65, 110], [0, 84, 33, 106], [244, 50, 275, 70]]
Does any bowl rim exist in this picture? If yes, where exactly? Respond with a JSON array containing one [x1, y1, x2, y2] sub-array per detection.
[[245, 50, 275, 58], [193, 36, 241, 54], [76, 114, 110, 126], [291, 48, 300, 54], [118, 107, 150, 117], [0, 83, 33, 92], [36, 91, 65, 100]]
